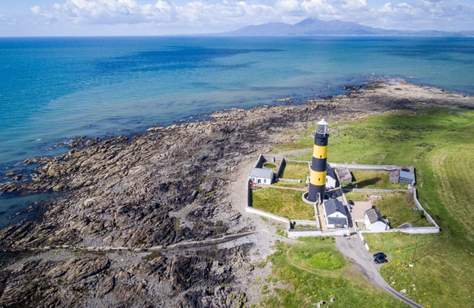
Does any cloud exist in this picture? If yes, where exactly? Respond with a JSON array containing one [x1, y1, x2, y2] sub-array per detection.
[[343, 0, 367, 9], [29, 0, 474, 32], [30, 0, 173, 24], [30, 0, 283, 26], [276, 0, 301, 12], [301, 0, 336, 16]]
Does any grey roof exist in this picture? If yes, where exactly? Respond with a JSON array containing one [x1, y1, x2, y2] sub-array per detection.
[[389, 170, 400, 183], [336, 168, 352, 182], [365, 208, 382, 224], [250, 167, 273, 180], [400, 168, 415, 183], [324, 198, 346, 216], [328, 217, 347, 226]]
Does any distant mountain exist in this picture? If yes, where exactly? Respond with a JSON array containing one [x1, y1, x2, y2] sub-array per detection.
[[224, 18, 463, 37]]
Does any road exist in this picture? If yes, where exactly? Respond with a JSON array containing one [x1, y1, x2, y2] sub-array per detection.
[[335, 235, 423, 308]]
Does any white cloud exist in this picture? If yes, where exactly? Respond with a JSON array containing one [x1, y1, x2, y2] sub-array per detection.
[[301, 0, 336, 15], [31, 0, 175, 24], [30, 5, 41, 15], [30, 0, 282, 26], [28, 0, 474, 32], [343, 0, 367, 9], [276, 0, 301, 12]]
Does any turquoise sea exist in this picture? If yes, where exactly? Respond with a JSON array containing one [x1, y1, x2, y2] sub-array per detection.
[[1, 36, 474, 167]]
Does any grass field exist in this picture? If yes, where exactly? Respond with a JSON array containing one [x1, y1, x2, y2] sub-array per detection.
[[365, 233, 474, 308], [252, 187, 314, 220], [270, 109, 474, 307], [374, 192, 430, 227], [346, 170, 405, 189], [260, 238, 404, 307], [273, 181, 306, 188], [344, 191, 372, 202], [281, 162, 309, 181]]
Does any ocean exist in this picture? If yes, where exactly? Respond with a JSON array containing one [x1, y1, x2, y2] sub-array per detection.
[[1, 36, 474, 166]]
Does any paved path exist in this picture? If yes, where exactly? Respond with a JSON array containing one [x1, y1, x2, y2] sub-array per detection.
[[335, 235, 422, 308], [0, 231, 257, 254]]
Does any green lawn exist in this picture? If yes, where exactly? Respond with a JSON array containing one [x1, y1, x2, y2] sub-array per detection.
[[345, 170, 405, 189], [263, 162, 277, 170], [344, 191, 372, 202], [365, 233, 474, 308], [281, 162, 309, 181], [374, 192, 431, 227], [260, 238, 404, 307], [252, 187, 314, 220], [273, 181, 307, 189], [270, 109, 474, 307]]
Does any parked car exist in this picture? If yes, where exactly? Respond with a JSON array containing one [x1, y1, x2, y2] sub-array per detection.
[[373, 252, 388, 264]]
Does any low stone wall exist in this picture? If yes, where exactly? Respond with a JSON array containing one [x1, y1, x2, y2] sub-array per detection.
[[278, 178, 302, 183], [398, 227, 440, 234], [344, 188, 409, 193], [412, 189, 440, 228], [286, 159, 310, 165], [330, 162, 401, 171], [245, 206, 290, 224], [361, 227, 440, 235], [293, 220, 318, 226], [288, 229, 349, 239]]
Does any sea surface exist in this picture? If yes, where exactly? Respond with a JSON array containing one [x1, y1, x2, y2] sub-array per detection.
[[1, 36, 474, 167], [1, 36, 474, 224]]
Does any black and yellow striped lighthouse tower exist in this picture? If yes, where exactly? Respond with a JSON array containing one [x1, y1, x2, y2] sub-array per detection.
[[307, 119, 329, 203]]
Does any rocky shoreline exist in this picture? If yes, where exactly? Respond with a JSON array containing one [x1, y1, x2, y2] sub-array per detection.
[[0, 80, 473, 307]]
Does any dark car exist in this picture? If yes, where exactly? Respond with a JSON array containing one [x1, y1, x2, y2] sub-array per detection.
[[373, 252, 388, 264]]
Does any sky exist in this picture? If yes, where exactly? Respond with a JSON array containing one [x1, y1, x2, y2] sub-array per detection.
[[0, 0, 473, 36]]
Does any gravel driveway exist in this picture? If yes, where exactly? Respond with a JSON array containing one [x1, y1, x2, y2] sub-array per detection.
[[335, 235, 422, 308]]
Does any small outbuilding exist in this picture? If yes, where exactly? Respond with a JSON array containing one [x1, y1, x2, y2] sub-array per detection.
[[335, 167, 352, 185], [399, 167, 415, 185], [249, 167, 274, 185], [249, 154, 286, 185], [364, 208, 390, 231], [324, 198, 348, 229], [389, 167, 415, 186]]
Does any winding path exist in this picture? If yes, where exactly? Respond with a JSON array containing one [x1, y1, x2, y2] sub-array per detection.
[[335, 235, 422, 308]]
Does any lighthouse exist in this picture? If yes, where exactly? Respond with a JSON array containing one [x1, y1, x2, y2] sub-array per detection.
[[307, 119, 329, 203]]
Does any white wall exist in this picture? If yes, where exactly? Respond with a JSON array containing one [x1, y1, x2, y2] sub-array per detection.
[[250, 177, 272, 185], [328, 212, 347, 219], [368, 221, 389, 231], [326, 175, 337, 189]]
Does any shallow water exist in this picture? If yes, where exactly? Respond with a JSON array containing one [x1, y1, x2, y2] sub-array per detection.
[[0, 193, 53, 227], [0, 36, 473, 166]]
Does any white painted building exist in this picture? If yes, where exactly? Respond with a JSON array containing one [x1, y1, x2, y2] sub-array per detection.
[[249, 167, 274, 185], [364, 208, 390, 231], [324, 198, 348, 228], [326, 174, 337, 189]]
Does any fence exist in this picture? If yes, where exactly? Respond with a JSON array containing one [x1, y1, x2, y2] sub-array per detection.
[[412, 188, 440, 229], [245, 206, 290, 224], [288, 229, 349, 239], [329, 162, 401, 171], [361, 227, 440, 235]]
